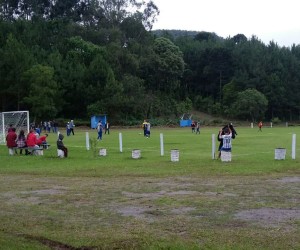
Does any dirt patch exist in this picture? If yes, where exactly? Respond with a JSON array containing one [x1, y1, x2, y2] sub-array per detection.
[[171, 207, 196, 215], [271, 176, 300, 183], [235, 208, 300, 227]]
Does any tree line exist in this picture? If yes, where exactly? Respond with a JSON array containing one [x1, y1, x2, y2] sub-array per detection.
[[1, 0, 300, 124]]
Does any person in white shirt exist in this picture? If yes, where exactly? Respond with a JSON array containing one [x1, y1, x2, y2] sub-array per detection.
[[218, 126, 232, 152]]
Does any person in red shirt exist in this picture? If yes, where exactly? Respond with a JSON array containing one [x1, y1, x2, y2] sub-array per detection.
[[258, 121, 263, 132], [37, 134, 48, 145], [26, 129, 38, 148], [6, 128, 17, 155]]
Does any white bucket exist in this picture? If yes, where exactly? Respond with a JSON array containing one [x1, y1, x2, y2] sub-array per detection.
[[132, 149, 141, 159], [171, 149, 179, 162], [57, 149, 64, 158], [221, 151, 231, 162], [99, 148, 107, 156], [275, 148, 286, 160]]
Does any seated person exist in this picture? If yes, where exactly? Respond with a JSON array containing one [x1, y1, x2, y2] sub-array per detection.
[[37, 134, 48, 148], [26, 129, 39, 151], [16, 130, 28, 155], [57, 134, 68, 157]]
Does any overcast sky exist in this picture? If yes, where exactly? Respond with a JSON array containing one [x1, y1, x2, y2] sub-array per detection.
[[151, 0, 300, 47]]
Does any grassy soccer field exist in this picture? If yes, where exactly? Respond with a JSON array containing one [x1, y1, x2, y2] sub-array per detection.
[[0, 126, 299, 249]]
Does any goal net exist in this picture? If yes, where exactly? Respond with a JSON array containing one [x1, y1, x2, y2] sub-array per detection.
[[0, 111, 30, 144]]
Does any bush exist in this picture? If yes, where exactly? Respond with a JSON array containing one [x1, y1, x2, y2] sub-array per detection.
[[271, 117, 281, 124]]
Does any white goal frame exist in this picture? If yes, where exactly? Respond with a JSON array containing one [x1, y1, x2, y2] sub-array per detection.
[[0, 111, 30, 144]]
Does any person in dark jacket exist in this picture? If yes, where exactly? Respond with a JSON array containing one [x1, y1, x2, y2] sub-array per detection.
[[57, 133, 68, 157]]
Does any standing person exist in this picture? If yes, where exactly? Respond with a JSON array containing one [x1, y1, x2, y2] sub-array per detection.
[[229, 123, 238, 139], [104, 122, 110, 134], [69, 120, 75, 135], [6, 128, 17, 155], [97, 121, 103, 140], [66, 122, 71, 136], [142, 120, 147, 137], [219, 126, 232, 153], [191, 121, 196, 133], [217, 128, 224, 159], [57, 134, 68, 157], [53, 120, 58, 133], [47, 121, 51, 133], [146, 121, 151, 138], [258, 121, 263, 132], [196, 122, 200, 134], [16, 130, 28, 155]]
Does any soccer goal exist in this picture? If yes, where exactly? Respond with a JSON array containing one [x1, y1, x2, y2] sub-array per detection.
[[0, 111, 30, 144]]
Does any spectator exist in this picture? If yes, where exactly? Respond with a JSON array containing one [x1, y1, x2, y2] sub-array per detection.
[[105, 122, 110, 134], [97, 121, 103, 140], [66, 122, 71, 136], [6, 128, 17, 155], [37, 134, 48, 147], [69, 120, 75, 135], [258, 121, 263, 132], [57, 134, 68, 157], [196, 122, 200, 134], [26, 129, 39, 148], [16, 130, 28, 155]]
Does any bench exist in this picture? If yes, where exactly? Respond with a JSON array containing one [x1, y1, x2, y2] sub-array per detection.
[[12, 144, 51, 156]]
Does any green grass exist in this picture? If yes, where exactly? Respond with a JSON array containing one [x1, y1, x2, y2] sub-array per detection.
[[0, 126, 299, 249]]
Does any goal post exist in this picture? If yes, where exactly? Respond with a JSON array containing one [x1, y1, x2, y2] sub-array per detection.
[[0, 111, 30, 144]]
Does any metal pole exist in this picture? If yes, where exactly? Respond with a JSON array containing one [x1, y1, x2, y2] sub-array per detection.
[[292, 134, 296, 160], [119, 133, 123, 152], [86, 132, 90, 150], [212, 134, 216, 159], [160, 133, 164, 156]]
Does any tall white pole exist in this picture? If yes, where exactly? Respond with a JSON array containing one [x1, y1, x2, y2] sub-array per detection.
[[86, 132, 90, 150], [212, 134, 215, 159], [26, 111, 30, 133], [292, 134, 296, 160], [119, 132, 123, 152], [160, 133, 164, 156], [251, 122, 253, 128]]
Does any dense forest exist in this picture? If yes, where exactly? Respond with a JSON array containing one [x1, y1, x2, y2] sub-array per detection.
[[1, 0, 300, 124]]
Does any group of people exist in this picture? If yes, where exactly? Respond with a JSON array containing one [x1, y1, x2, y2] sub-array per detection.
[[96, 121, 110, 140], [41, 120, 59, 133], [6, 125, 49, 155], [191, 121, 200, 134]]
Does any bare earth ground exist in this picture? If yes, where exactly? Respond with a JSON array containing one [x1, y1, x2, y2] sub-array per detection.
[[0, 174, 299, 249]]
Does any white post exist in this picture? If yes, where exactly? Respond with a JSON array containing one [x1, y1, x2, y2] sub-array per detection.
[[286, 122, 288, 127], [26, 111, 30, 134], [119, 132, 123, 152], [86, 132, 90, 150], [212, 134, 215, 159], [270, 122, 273, 128], [292, 134, 296, 160], [251, 122, 253, 128], [1, 112, 4, 137], [160, 133, 164, 156]]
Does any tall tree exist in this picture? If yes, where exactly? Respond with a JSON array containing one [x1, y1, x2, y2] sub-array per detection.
[[232, 88, 268, 121], [22, 64, 59, 120]]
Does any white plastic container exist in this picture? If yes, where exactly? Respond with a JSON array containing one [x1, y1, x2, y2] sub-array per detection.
[[171, 149, 179, 162]]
